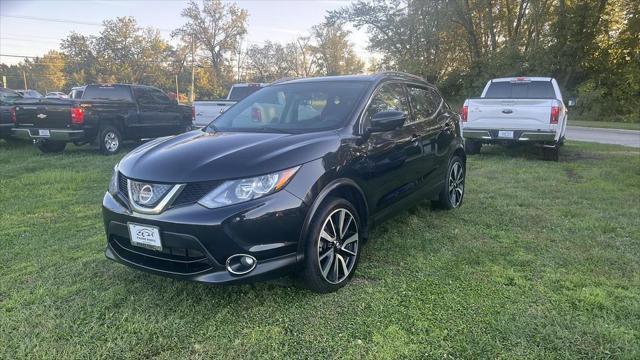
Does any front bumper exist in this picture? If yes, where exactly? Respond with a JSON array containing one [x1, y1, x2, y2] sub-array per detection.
[[13, 128, 85, 141], [102, 188, 308, 284], [463, 129, 556, 143]]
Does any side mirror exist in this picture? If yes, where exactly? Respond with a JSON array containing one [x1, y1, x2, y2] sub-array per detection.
[[369, 110, 406, 133], [567, 99, 576, 107]]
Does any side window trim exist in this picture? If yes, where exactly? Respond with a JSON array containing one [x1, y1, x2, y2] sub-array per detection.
[[357, 80, 410, 134]]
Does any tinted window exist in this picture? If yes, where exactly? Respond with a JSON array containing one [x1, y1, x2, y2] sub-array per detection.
[[0, 90, 22, 105], [364, 83, 408, 129], [211, 81, 368, 133], [148, 88, 171, 104], [408, 86, 441, 123], [83, 85, 132, 101], [484, 81, 556, 99], [69, 89, 84, 99], [228, 85, 263, 101]]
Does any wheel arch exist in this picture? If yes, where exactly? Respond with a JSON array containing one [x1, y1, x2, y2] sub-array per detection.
[[296, 178, 369, 261]]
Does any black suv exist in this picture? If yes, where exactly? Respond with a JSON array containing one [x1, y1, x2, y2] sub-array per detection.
[[103, 72, 466, 292], [13, 84, 193, 155]]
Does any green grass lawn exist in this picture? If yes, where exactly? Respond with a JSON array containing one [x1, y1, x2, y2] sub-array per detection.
[[1, 140, 639, 359], [568, 120, 640, 131]]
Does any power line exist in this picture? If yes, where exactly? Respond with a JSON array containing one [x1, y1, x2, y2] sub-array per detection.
[[0, 14, 173, 32]]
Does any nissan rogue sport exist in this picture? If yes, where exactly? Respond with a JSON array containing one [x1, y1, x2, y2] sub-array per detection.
[[102, 72, 466, 293]]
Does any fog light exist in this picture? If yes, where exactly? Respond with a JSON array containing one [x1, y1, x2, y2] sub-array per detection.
[[226, 254, 257, 275]]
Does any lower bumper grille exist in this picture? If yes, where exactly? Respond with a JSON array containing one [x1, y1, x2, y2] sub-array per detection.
[[110, 235, 213, 275]]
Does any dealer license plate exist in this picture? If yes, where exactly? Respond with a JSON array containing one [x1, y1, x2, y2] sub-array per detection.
[[498, 130, 514, 138], [128, 223, 162, 251]]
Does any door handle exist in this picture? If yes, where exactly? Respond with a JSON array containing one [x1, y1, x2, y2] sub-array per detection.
[[502, 109, 513, 114]]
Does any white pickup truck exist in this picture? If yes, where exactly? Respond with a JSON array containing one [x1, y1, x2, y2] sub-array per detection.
[[461, 77, 568, 161], [193, 83, 267, 127]]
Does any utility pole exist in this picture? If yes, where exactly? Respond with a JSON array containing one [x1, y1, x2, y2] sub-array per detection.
[[190, 34, 195, 103], [22, 71, 27, 90], [237, 39, 242, 82], [175, 74, 180, 103]]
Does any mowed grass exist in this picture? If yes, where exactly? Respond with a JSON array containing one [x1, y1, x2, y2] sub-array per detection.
[[0, 139, 639, 359], [568, 119, 640, 131]]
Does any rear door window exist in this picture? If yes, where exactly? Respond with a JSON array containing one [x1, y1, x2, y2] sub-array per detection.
[[484, 81, 556, 99], [407, 86, 442, 124], [83, 85, 132, 101]]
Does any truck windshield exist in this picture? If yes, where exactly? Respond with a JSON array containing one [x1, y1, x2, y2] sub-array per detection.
[[209, 81, 369, 133], [83, 85, 132, 101], [227, 85, 263, 101], [484, 81, 556, 99]]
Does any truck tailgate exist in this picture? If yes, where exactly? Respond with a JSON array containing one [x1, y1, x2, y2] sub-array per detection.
[[15, 99, 73, 128], [194, 100, 236, 127], [466, 99, 554, 130]]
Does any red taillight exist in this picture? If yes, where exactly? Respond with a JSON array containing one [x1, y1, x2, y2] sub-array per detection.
[[10, 107, 16, 123], [251, 107, 262, 122], [460, 105, 468, 122], [71, 107, 84, 125], [550, 105, 560, 124], [191, 106, 195, 121]]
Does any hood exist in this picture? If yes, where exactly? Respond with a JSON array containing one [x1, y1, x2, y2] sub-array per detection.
[[119, 129, 340, 183]]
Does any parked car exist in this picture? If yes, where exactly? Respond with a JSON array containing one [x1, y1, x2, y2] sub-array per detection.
[[16, 89, 43, 98], [103, 72, 466, 293], [461, 77, 568, 161], [13, 84, 194, 155], [193, 83, 267, 127], [68, 86, 85, 99], [45, 91, 69, 99], [0, 88, 22, 140]]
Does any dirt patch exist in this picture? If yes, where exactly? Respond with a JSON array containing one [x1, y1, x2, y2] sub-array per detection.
[[564, 168, 584, 182], [561, 150, 606, 162]]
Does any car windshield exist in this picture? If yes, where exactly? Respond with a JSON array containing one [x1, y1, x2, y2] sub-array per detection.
[[208, 81, 369, 133]]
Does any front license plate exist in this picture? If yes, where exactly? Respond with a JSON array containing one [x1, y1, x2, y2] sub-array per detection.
[[38, 129, 50, 137], [498, 130, 514, 138], [128, 223, 162, 251]]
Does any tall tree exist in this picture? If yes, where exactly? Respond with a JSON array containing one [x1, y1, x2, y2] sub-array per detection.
[[173, 0, 248, 96], [311, 22, 364, 76]]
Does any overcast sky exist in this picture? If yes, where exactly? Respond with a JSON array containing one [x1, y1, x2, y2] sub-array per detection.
[[0, 0, 370, 65]]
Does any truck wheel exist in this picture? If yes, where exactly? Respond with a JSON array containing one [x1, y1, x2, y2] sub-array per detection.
[[433, 155, 465, 210], [37, 141, 66, 154], [543, 146, 559, 162], [464, 140, 481, 155], [99, 125, 122, 155]]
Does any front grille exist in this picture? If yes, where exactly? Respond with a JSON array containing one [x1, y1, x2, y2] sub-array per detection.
[[110, 235, 212, 274], [117, 173, 220, 208], [174, 180, 221, 206], [118, 173, 129, 200]]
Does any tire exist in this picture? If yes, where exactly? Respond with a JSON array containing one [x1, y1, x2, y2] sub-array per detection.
[[37, 141, 66, 154], [433, 155, 465, 210], [99, 125, 122, 155], [464, 140, 481, 155], [298, 197, 362, 293], [543, 146, 559, 162]]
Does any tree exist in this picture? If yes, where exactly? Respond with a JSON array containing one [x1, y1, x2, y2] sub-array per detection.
[[311, 22, 364, 76], [173, 0, 248, 96], [31, 51, 66, 92]]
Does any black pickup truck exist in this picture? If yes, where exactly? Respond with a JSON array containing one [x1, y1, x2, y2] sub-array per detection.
[[13, 84, 194, 154]]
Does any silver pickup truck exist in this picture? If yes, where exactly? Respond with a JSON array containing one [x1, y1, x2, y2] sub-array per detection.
[[461, 77, 568, 161], [193, 83, 267, 127]]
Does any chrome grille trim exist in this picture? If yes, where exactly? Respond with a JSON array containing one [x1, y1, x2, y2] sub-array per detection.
[[126, 180, 185, 215]]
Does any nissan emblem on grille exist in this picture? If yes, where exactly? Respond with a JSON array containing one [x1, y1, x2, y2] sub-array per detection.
[[138, 184, 154, 204]]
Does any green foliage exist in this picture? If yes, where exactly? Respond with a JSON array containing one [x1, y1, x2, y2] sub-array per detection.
[[332, 0, 640, 122]]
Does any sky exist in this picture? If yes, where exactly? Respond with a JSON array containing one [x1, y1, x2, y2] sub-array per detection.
[[0, 0, 371, 65]]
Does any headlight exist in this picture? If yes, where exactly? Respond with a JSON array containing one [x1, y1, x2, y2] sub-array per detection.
[[108, 164, 119, 195], [198, 166, 300, 209]]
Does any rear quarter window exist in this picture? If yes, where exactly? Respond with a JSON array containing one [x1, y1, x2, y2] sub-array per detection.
[[484, 81, 556, 99], [83, 85, 133, 101]]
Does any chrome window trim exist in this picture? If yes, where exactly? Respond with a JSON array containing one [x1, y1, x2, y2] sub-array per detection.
[[127, 180, 185, 215]]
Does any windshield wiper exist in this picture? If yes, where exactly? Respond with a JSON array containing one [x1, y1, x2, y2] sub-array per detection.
[[255, 126, 294, 134]]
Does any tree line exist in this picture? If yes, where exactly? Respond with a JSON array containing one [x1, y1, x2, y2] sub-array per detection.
[[0, 0, 637, 123]]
